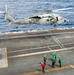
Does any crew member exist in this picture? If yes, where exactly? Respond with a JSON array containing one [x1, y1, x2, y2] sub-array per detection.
[[43, 55, 47, 65], [52, 57, 56, 68], [58, 56, 62, 67], [41, 62, 45, 73], [52, 52, 57, 59]]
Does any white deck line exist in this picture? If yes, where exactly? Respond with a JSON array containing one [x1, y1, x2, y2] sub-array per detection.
[[8, 47, 74, 58], [70, 64, 74, 68], [8, 42, 74, 53]]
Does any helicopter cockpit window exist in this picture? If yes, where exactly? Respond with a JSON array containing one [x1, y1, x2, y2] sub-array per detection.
[[48, 16, 52, 18], [29, 16, 41, 19], [56, 17, 58, 21]]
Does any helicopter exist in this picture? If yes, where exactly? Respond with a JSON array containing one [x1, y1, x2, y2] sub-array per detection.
[[1, 6, 69, 27]]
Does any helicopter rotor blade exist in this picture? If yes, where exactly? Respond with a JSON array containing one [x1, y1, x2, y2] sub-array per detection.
[[44, 7, 72, 13], [0, 11, 4, 14], [53, 8, 72, 12]]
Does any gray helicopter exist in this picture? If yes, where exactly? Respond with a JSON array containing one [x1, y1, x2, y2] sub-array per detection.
[[1, 6, 69, 27]]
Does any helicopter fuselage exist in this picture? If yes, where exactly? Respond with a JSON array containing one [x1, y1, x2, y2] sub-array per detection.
[[12, 13, 68, 27]]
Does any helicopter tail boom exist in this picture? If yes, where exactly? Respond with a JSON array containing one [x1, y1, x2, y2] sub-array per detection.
[[4, 12, 15, 25], [4, 5, 15, 25]]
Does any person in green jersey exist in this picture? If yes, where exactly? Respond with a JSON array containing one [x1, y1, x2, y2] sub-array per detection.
[[52, 57, 56, 68], [43, 55, 47, 65], [58, 56, 62, 67], [52, 52, 57, 59]]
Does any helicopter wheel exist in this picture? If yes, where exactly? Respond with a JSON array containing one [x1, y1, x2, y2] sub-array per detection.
[[15, 26, 18, 29]]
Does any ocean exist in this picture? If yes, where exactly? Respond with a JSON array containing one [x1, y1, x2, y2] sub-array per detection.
[[0, 0, 74, 33]]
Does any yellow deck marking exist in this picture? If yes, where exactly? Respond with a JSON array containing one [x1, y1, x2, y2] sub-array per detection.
[[5, 48, 8, 67], [0, 48, 8, 68], [17, 65, 74, 75]]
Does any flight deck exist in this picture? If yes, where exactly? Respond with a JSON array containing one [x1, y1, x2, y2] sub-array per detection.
[[0, 28, 74, 75]]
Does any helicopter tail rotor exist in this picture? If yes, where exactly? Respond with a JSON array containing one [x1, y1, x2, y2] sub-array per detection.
[[0, 5, 9, 14], [0, 5, 14, 15], [0, 5, 15, 25]]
